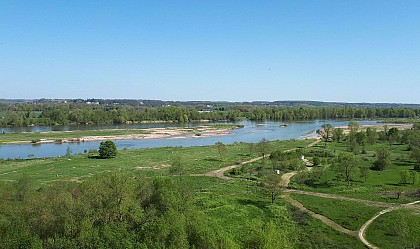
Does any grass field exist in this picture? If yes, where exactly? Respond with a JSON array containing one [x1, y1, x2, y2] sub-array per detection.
[[0, 139, 313, 185], [290, 193, 384, 231], [365, 209, 420, 248]]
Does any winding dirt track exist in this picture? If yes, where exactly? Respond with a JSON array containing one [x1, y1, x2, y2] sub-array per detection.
[[284, 189, 397, 208], [358, 200, 420, 249], [281, 194, 357, 236], [192, 156, 265, 180]]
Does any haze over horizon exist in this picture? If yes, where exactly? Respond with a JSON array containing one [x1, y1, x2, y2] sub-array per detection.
[[1, 1, 420, 104]]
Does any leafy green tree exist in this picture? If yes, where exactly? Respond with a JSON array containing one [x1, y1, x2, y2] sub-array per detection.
[[360, 167, 370, 182], [321, 123, 333, 148], [258, 138, 270, 159], [334, 152, 359, 186], [372, 149, 391, 171], [366, 127, 377, 145], [332, 128, 344, 142], [387, 127, 400, 144], [411, 146, 420, 170], [400, 170, 410, 184], [215, 141, 227, 161], [99, 140, 117, 158], [267, 174, 283, 203]]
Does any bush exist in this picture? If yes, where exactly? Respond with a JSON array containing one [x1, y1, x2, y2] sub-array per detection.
[[99, 140, 117, 158]]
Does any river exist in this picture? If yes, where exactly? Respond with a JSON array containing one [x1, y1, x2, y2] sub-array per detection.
[[0, 120, 377, 159]]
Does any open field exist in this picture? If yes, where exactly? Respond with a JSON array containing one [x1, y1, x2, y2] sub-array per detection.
[[290, 193, 384, 231], [0, 139, 312, 185], [365, 209, 420, 248]]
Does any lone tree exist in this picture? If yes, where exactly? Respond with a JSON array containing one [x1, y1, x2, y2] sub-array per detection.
[[333, 128, 344, 143], [372, 148, 391, 171], [411, 146, 420, 170], [321, 123, 333, 148], [258, 138, 270, 159], [99, 140, 117, 158], [334, 152, 359, 187], [215, 141, 227, 161]]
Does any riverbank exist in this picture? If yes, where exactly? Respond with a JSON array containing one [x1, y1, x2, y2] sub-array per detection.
[[0, 125, 242, 145], [335, 123, 413, 133]]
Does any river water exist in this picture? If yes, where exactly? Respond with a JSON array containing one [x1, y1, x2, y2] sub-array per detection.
[[0, 120, 377, 159]]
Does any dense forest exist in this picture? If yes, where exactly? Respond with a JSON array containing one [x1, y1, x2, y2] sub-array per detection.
[[0, 101, 419, 127], [0, 173, 297, 248]]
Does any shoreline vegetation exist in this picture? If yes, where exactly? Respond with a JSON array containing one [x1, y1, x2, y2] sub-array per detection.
[[0, 124, 244, 145]]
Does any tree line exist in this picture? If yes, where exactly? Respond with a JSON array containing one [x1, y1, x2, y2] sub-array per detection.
[[1, 102, 419, 127]]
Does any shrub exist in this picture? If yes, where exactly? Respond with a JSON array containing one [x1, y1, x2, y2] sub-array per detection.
[[99, 140, 117, 159]]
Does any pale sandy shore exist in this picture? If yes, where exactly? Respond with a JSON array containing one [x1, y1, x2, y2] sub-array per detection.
[[5, 126, 238, 145]]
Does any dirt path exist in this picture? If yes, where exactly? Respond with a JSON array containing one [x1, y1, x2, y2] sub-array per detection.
[[285, 189, 397, 208], [194, 137, 322, 180], [282, 194, 357, 236], [358, 200, 420, 249], [192, 156, 265, 180]]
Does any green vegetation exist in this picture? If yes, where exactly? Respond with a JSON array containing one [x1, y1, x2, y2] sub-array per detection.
[[1, 100, 419, 126], [290, 209, 366, 249], [290, 125, 420, 203], [99, 140, 117, 158], [0, 139, 312, 184], [291, 194, 383, 231], [365, 209, 420, 248]]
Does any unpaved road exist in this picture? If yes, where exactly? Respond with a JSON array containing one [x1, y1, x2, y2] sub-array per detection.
[[192, 156, 265, 180], [282, 194, 357, 236], [285, 189, 397, 208], [358, 200, 420, 249], [193, 138, 322, 180]]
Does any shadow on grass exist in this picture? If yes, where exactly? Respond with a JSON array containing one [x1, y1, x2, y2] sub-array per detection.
[[88, 155, 116, 159], [203, 158, 222, 162], [237, 198, 268, 210]]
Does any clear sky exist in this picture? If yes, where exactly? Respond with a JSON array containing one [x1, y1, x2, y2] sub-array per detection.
[[1, 1, 420, 103]]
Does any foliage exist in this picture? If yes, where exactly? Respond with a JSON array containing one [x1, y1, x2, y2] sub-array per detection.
[[365, 210, 420, 249], [334, 152, 359, 186], [372, 149, 391, 171], [215, 141, 227, 161], [99, 140, 117, 159], [332, 128, 344, 142]]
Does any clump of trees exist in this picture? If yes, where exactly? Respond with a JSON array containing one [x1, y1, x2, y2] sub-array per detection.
[[0, 173, 298, 248]]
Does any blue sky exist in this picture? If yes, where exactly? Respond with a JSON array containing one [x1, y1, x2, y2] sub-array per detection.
[[1, 1, 419, 103]]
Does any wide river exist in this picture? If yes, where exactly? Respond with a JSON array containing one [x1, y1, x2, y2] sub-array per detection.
[[0, 120, 377, 159]]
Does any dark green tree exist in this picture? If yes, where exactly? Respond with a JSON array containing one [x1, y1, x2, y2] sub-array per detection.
[[99, 140, 117, 158], [372, 149, 391, 171], [334, 152, 359, 187], [332, 128, 344, 142], [321, 123, 333, 148]]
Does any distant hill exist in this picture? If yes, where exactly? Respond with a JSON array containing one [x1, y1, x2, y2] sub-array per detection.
[[1, 99, 419, 108]]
